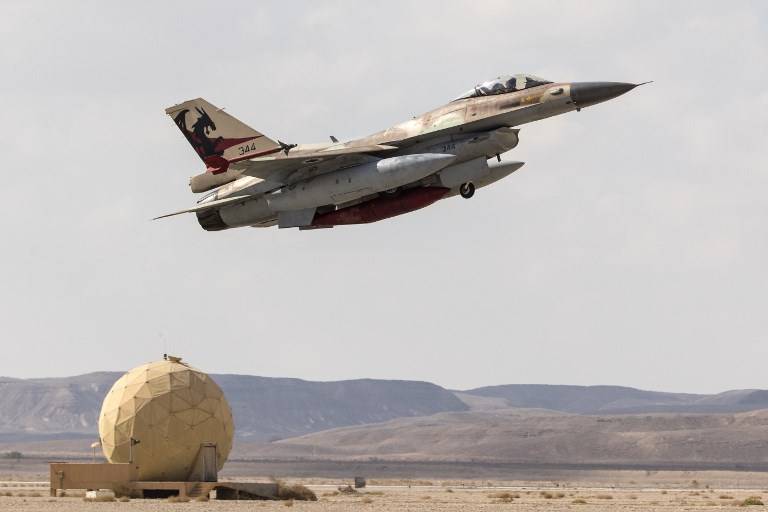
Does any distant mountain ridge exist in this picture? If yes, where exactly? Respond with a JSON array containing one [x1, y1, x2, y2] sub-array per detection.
[[2, 372, 768, 444], [252, 408, 768, 465], [0, 372, 467, 441], [212, 374, 467, 441], [0, 372, 118, 434], [462, 384, 768, 414]]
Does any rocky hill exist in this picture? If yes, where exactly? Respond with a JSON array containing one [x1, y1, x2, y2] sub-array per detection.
[[213, 375, 467, 441], [0, 373, 117, 434], [460, 384, 768, 414], [0, 373, 467, 441], [3, 372, 768, 459], [249, 408, 768, 465]]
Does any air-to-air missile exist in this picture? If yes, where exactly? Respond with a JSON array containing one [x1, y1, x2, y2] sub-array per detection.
[[158, 75, 645, 230]]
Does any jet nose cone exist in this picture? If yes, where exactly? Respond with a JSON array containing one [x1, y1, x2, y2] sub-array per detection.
[[571, 82, 638, 108]]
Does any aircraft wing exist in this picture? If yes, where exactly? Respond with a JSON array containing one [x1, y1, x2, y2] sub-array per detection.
[[233, 144, 399, 185]]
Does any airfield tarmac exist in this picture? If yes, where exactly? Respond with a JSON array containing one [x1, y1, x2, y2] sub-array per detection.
[[3, 473, 768, 511]]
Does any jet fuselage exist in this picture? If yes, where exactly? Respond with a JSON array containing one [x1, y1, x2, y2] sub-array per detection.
[[161, 77, 640, 230]]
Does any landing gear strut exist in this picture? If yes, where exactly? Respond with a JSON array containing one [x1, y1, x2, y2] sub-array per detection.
[[459, 182, 475, 199]]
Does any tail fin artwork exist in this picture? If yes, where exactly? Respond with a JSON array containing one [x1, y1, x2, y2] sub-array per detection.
[[165, 98, 281, 174]]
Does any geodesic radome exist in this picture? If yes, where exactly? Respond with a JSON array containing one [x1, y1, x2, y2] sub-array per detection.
[[98, 358, 234, 481]]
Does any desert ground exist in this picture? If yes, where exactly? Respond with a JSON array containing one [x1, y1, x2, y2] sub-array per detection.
[[2, 482, 768, 511], [2, 468, 768, 511]]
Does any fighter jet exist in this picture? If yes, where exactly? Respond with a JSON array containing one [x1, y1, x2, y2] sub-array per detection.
[[159, 75, 643, 230]]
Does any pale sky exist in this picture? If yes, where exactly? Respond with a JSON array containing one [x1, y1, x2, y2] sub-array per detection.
[[1, 1, 766, 393]]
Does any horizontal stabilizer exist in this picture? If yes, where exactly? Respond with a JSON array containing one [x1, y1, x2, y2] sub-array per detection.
[[153, 195, 252, 220]]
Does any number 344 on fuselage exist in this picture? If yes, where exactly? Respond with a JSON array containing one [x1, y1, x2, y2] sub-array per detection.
[[158, 75, 646, 230]]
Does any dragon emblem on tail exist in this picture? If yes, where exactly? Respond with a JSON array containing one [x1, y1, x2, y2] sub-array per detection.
[[173, 107, 224, 159]]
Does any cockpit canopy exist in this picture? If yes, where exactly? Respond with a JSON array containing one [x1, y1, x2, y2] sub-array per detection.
[[453, 74, 553, 101]]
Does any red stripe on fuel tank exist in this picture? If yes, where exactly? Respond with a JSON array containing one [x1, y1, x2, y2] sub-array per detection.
[[312, 187, 450, 226]]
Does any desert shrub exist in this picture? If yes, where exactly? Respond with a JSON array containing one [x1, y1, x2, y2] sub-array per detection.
[[661, 490, 668, 494], [420, 495, 432, 500], [572, 498, 587, 504], [283, 498, 294, 507], [628, 494, 637, 499], [489, 492, 519, 500], [194, 495, 209, 502], [541, 491, 554, 499], [720, 495, 734, 499], [117, 496, 130, 502], [445, 488, 453, 493], [322, 491, 339, 497], [555, 492, 565, 498], [596, 494, 613, 499], [276, 483, 317, 501], [361, 497, 373, 504], [167, 495, 190, 503], [338, 485, 358, 495], [741, 496, 764, 506]]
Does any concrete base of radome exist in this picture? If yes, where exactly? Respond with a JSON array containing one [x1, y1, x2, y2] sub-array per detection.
[[49, 462, 278, 500]]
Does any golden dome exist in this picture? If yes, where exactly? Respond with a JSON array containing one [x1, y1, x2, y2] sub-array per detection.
[[98, 358, 233, 481]]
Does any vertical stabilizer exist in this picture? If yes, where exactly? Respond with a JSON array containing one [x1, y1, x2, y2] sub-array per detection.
[[165, 98, 281, 174]]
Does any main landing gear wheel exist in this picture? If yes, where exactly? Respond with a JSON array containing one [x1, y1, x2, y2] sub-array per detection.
[[459, 182, 475, 199]]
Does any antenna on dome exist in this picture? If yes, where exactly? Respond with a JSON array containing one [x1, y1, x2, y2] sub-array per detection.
[[159, 331, 168, 359]]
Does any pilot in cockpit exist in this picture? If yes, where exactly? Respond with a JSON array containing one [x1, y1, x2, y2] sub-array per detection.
[[454, 74, 552, 101]]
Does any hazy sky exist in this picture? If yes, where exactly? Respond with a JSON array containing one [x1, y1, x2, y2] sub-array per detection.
[[1, 1, 766, 393]]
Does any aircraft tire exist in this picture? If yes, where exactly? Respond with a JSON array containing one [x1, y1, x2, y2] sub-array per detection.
[[459, 182, 475, 199]]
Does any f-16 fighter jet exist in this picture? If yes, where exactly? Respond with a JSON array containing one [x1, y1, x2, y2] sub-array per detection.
[[159, 75, 644, 230]]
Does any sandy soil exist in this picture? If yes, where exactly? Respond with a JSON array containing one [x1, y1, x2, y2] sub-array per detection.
[[7, 457, 768, 485], [2, 481, 768, 511]]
